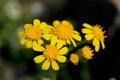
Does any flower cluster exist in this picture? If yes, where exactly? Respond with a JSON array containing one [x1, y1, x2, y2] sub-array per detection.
[[18, 19, 106, 71]]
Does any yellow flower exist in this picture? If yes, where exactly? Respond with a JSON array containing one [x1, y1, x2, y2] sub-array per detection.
[[81, 46, 94, 60], [82, 23, 106, 52], [70, 53, 79, 65], [43, 20, 81, 48], [18, 19, 51, 51], [33, 42, 68, 71]]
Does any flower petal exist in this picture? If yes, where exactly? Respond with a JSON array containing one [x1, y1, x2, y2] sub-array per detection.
[[42, 59, 50, 70], [39, 22, 47, 29], [101, 40, 105, 49], [53, 20, 60, 27], [56, 55, 66, 62], [20, 38, 27, 45], [34, 55, 45, 63], [83, 23, 93, 29], [51, 60, 59, 71], [70, 38, 77, 47], [66, 39, 71, 45], [93, 38, 98, 46], [82, 28, 92, 33], [42, 34, 51, 40], [59, 47, 68, 55], [62, 20, 69, 25], [33, 41, 45, 51], [56, 40, 65, 49], [38, 39, 44, 45], [24, 24, 32, 30], [73, 31, 79, 34], [25, 40, 32, 48], [34, 19, 40, 27], [85, 34, 94, 40], [72, 34, 81, 41], [93, 38, 100, 52], [18, 31, 24, 37], [51, 35, 58, 46]]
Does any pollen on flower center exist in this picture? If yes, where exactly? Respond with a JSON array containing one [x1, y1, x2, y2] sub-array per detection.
[[43, 45, 59, 59], [92, 25, 104, 40], [25, 27, 42, 40], [52, 25, 73, 40], [81, 46, 94, 60]]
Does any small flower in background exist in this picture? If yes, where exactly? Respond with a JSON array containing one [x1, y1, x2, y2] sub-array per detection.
[[82, 23, 107, 52], [47, 20, 81, 47], [34, 41, 68, 71], [18, 19, 52, 51], [70, 53, 79, 65], [80, 46, 94, 60]]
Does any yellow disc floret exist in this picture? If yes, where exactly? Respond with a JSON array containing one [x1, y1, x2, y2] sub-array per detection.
[[25, 26, 42, 40], [70, 53, 79, 65], [52, 23, 73, 40], [92, 25, 105, 41], [81, 46, 94, 60], [43, 45, 59, 60]]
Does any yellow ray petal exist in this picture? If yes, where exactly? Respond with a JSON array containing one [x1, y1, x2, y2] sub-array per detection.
[[33, 19, 40, 27], [42, 28, 52, 33], [56, 40, 65, 49], [82, 28, 92, 33], [51, 60, 59, 71], [42, 34, 51, 40], [53, 20, 60, 27], [38, 39, 44, 45], [83, 23, 93, 29], [39, 22, 47, 29], [59, 47, 68, 55], [72, 34, 81, 41], [33, 41, 45, 51], [85, 34, 94, 40], [18, 31, 24, 37], [24, 24, 32, 30], [56, 55, 66, 62], [93, 38, 100, 52], [25, 40, 32, 48], [42, 59, 50, 70], [34, 55, 45, 63], [62, 20, 69, 25], [51, 35, 58, 46], [101, 41, 105, 49], [70, 38, 77, 47], [93, 38, 98, 46], [20, 38, 27, 45], [73, 31, 79, 34], [66, 39, 71, 45]]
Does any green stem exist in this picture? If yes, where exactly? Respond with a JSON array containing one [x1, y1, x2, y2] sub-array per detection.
[[69, 39, 91, 52], [52, 71, 57, 80]]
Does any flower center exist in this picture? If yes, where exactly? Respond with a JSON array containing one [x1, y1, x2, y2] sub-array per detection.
[[70, 54, 79, 65], [43, 45, 59, 60], [52, 25, 73, 40], [81, 46, 94, 59], [25, 26, 42, 40], [92, 25, 105, 40]]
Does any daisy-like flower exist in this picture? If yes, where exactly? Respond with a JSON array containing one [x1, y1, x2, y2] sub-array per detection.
[[18, 19, 51, 51], [82, 23, 107, 52], [43, 20, 81, 48], [81, 46, 94, 60], [33, 42, 68, 71], [70, 53, 79, 65]]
